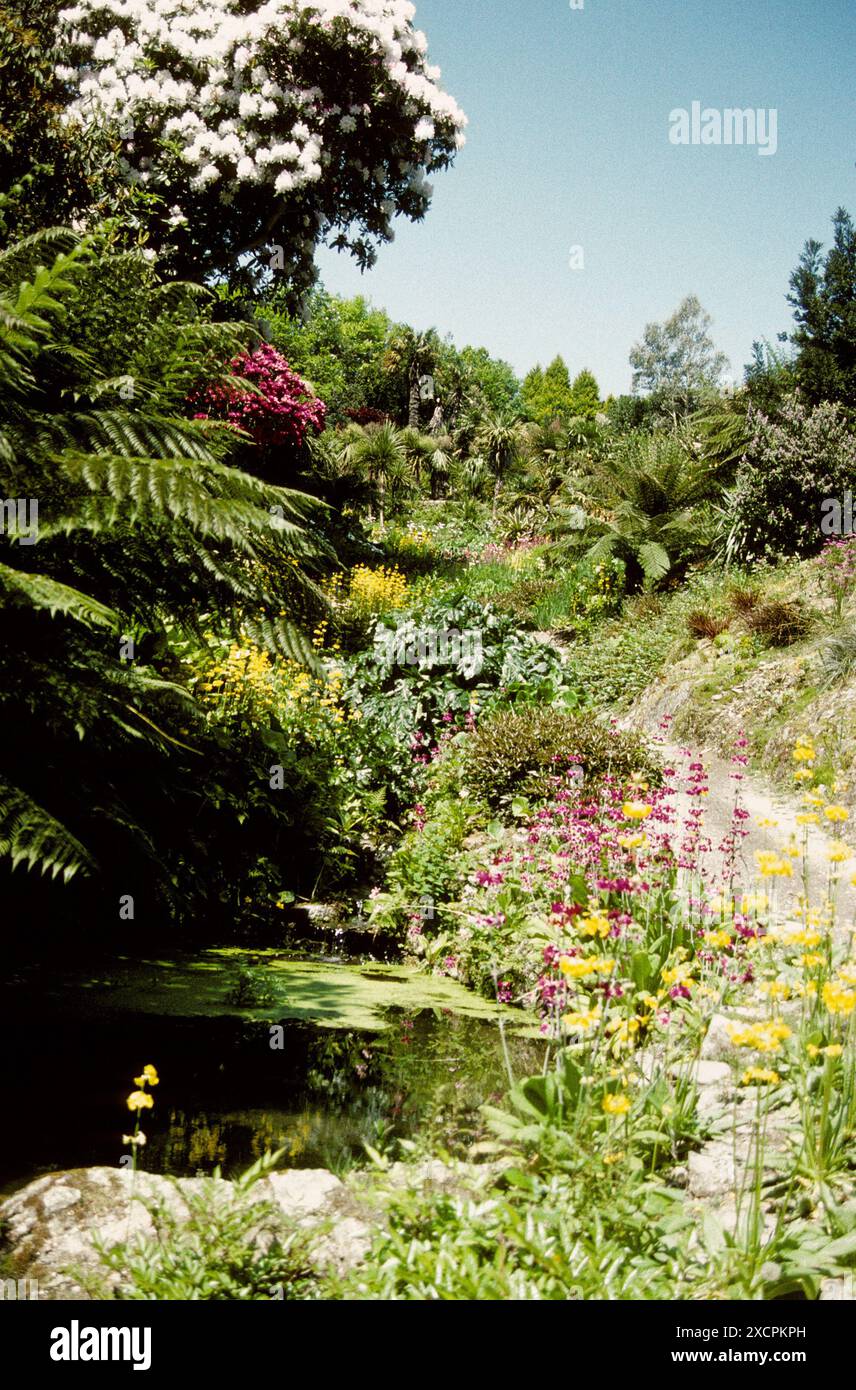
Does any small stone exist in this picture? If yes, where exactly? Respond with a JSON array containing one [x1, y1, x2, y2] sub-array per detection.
[[692, 1060, 731, 1086], [266, 1169, 344, 1219], [700, 1014, 741, 1061], [688, 1143, 736, 1197]]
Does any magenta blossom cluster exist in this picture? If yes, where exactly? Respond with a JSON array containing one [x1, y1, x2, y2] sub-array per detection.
[[815, 536, 856, 592], [454, 735, 765, 1031], [190, 344, 326, 449]]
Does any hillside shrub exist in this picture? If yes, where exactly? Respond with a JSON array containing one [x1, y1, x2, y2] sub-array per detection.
[[726, 398, 856, 562], [464, 708, 659, 809]]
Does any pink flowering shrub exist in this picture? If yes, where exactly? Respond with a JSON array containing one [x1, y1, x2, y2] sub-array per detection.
[[448, 741, 761, 1026], [190, 344, 326, 450], [815, 537, 856, 621]]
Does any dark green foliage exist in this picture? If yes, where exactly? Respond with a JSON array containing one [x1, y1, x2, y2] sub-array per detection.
[[464, 707, 659, 809], [345, 592, 578, 750], [605, 394, 655, 433], [522, 356, 574, 425], [263, 286, 398, 426], [567, 368, 601, 420], [787, 207, 856, 407], [384, 795, 472, 924], [556, 431, 717, 590], [743, 339, 798, 415], [0, 229, 328, 923]]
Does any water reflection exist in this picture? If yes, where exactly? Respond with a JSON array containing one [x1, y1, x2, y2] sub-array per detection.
[[0, 1006, 544, 1192]]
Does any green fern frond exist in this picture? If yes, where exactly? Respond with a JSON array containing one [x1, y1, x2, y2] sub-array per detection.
[[0, 779, 95, 881], [0, 562, 118, 626]]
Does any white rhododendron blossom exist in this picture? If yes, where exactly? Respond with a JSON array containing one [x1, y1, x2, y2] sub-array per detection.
[[55, 0, 467, 281]]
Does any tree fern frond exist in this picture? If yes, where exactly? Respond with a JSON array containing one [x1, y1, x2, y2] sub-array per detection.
[[0, 779, 95, 881], [0, 562, 118, 626], [242, 613, 322, 668]]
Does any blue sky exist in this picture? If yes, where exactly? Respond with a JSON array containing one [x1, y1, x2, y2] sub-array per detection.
[[314, 0, 856, 397]]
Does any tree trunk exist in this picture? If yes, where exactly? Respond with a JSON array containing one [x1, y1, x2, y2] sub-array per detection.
[[408, 371, 421, 431]]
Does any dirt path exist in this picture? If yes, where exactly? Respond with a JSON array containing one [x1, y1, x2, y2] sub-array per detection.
[[645, 735, 856, 930], [631, 733, 855, 1299], [536, 624, 856, 925]]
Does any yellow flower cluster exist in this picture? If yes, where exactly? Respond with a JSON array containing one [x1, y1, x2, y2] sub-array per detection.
[[126, 1063, 159, 1113], [741, 1067, 780, 1086], [709, 891, 769, 916], [562, 1004, 602, 1033], [759, 979, 791, 1001], [395, 528, 433, 556], [559, 954, 616, 980], [727, 1020, 792, 1053], [754, 850, 793, 879], [606, 1017, 641, 1046], [197, 640, 275, 718], [579, 913, 612, 939], [320, 667, 347, 724], [661, 962, 695, 988], [822, 980, 856, 1016], [348, 564, 408, 614]]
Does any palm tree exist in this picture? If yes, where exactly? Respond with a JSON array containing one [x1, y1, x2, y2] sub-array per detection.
[[473, 409, 529, 517], [400, 427, 453, 498], [337, 420, 412, 525], [515, 419, 569, 504], [383, 327, 439, 429]]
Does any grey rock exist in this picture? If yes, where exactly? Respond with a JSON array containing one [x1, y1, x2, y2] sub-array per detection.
[[0, 1165, 372, 1300], [41, 1184, 82, 1216], [688, 1143, 737, 1197], [692, 1060, 732, 1087], [700, 1013, 743, 1061]]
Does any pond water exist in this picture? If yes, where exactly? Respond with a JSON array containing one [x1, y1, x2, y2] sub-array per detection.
[[0, 948, 544, 1196]]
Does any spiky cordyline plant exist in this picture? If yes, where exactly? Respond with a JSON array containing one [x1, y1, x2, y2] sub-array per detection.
[[0, 228, 328, 906]]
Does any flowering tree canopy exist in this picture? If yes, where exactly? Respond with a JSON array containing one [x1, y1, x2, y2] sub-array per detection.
[[55, 0, 467, 288], [190, 344, 327, 449]]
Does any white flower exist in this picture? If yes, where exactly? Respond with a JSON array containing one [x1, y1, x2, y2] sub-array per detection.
[[55, 0, 466, 222]]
